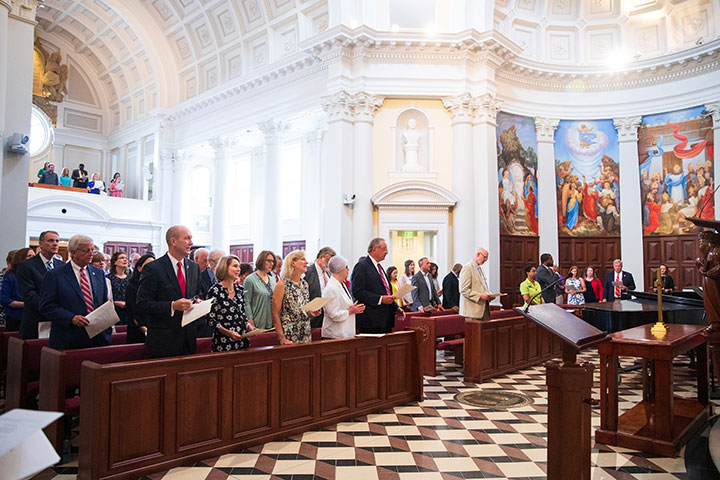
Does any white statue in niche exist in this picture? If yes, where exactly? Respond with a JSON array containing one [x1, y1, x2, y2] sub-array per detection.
[[401, 119, 423, 172]]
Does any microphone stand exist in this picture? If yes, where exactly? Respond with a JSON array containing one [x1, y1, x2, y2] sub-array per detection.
[[525, 275, 562, 313]]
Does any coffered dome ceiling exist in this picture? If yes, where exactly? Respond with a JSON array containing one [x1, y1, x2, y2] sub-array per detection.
[[33, 0, 718, 128]]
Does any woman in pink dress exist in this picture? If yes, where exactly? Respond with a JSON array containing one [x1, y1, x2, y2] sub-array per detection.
[[108, 172, 124, 198]]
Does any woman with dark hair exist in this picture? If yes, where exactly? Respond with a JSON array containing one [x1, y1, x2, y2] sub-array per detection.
[[386, 266, 402, 307], [108, 251, 130, 324], [565, 265, 586, 305], [108, 172, 124, 197], [238, 263, 253, 286], [583, 267, 602, 303], [519, 265, 543, 307], [429, 262, 442, 297], [653, 264, 675, 293], [125, 253, 155, 344], [0, 248, 35, 331], [398, 259, 415, 307], [244, 250, 277, 329]]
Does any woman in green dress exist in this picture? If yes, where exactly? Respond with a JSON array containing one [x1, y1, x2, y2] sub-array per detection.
[[243, 250, 277, 329]]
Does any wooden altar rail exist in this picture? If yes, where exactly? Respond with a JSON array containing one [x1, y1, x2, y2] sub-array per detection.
[[78, 331, 422, 480]]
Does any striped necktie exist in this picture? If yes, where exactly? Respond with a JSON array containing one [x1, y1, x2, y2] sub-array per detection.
[[79, 267, 95, 313], [46, 259, 53, 271]]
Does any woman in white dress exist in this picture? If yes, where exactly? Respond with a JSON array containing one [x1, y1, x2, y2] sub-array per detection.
[[321, 256, 365, 339]]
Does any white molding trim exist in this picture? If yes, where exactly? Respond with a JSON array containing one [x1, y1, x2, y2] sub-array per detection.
[[371, 181, 458, 210]]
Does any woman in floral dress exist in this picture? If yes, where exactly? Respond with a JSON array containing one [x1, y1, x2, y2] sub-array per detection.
[[565, 265, 586, 305], [206, 255, 253, 352], [272, 250, 321, 344]]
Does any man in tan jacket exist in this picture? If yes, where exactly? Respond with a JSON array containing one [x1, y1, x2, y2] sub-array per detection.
[[459, 247, 496, 321]]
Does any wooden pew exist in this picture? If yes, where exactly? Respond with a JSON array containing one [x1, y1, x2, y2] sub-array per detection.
[[464, 310, 563, 383], [248, 328, 321, 348], [410, 314, 465, 377], [1, 330, 21, 390], [79, 332, 421, 480], [114, 325, 127, 333], [39, 337, 212, 454], [5, 333, 127, 411], [394, 308, 455, 331]]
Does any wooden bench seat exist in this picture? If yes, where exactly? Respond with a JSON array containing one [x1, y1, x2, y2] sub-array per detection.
[[410, 314, 465, 377]]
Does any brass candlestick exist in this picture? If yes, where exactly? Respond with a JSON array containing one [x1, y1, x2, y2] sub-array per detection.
[[651, 267, 667, 337]]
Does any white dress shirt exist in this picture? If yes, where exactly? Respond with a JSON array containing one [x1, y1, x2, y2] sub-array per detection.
[[315, 264, 329, 295], [369, 256, 389, 305], [70, 260, 94, 299], [321, 277, 355, 339]]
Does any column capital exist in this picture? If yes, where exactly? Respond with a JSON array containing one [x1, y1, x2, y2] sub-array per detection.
[[442, 93, 474, 125], [321, 90, 355, 123], [208, 136, 235, 154], [352, 92, 384, 124], [706, 102, 720, 128], [8, 0, 37, 23], [535, 117, 560, 143], [257, 119, 288, 144], [613, 116, 643, 142], [471, 94, 503, 126]]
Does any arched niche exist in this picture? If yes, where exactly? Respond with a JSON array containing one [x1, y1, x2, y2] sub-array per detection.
[[391, 107, 435, 177], [371, 181, 457, 273]]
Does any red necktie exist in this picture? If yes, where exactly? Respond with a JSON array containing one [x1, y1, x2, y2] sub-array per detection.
[[177, 261, 186, 297], [80, 268, 95, 314], [378, 263, 391, 295], [615, 273, 621, 298]]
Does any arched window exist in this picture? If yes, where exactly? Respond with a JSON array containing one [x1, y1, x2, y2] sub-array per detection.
[[29, 105, 53, 157]]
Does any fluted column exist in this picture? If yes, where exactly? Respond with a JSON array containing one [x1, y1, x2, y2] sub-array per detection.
[[352, 92, 383, 262], [472, 94, 503, 295], [320, 91, 355, 257], [301, 130, 324, 255], [209, 137, 233, 253], [707, 102, 720, 220], [442, 93, 475, 264], [258, 119, 287, 255], [171, 151, 189, 228], [535, 117, 560, 260], [0, 0, 37, 259], [614, 116, 644, 289]]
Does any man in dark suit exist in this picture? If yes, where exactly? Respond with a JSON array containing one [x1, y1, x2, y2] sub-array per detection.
[[536, 253, 560, 304], [192, 247, 215, 337], [17, 230, 60, 339], [351, 238, 403, 333], [71, 163, 88, 188], [39, 234, 112, 350], [305, 246, 336, 328], [442, 263, 462, 311], [603, 259, 636, 302], [136, 225, 201, 358], [411, 257, 440, 312]]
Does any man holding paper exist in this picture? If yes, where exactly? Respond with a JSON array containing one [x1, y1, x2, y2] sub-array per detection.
[[39, 235, 112, 350], [459, 247, 495, 322], [136, 225, 201, 358]]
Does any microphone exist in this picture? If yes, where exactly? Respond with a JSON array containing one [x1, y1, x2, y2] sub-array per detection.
[[525, 274, 562, 313]]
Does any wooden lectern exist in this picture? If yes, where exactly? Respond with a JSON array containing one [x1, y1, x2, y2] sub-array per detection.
[[516, 304, 608, 480]]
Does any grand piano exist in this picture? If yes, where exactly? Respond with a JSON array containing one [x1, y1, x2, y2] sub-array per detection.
[[581, 291, 705, 333]]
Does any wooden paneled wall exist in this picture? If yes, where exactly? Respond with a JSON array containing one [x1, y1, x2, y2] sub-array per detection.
[[79, 332, 421, 480], [558, 236, 621, 285], [643, 234, 701, 290], [230, 244, 254, 263], [282, 240, 306, 257], [103, 241, 153, 257], [499, 235, 539, 308]]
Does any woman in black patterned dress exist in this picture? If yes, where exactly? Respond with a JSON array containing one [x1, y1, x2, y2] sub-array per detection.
[[206, 255, 253, 352]]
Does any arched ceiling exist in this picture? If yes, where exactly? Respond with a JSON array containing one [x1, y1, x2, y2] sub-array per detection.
[[494, 0, 718, 66], [33, 0, 719, 131]]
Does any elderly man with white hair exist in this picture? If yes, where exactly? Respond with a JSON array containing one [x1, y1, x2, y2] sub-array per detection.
[[322, 255, 365, 339], [39, 234, 112, 350]]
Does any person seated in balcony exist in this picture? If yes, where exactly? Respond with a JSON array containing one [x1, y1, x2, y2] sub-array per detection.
[[108, 172, 124, 197], [38, 163, 59, 185], [87, 172, 105, 194], [59, 167, 72, 187]]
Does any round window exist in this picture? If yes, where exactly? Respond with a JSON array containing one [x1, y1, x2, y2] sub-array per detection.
[[29, 106, 53, 157]]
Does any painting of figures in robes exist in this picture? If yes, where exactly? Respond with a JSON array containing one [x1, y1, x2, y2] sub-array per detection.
[[496, 112, 539, 235], [554, 119, 620, 236], [637, 106, 714, 236]]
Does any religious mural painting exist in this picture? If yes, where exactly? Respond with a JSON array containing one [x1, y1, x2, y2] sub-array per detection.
[[637, 106, 714, 236], [554, 119, 620, 236], [496, 112, 539, 236]]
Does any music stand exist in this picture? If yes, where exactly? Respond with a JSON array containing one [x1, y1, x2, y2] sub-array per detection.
[[515, 304, 608, 480]]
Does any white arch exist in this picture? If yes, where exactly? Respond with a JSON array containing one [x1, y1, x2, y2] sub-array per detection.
[[371, 181, 458, 209]]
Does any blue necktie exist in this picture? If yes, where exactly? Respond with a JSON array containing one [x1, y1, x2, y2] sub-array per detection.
[[46, 259, 53, 271]]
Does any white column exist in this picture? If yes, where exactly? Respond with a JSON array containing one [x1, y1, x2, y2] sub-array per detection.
[[249, 147, 265, 255], [171, 151, 188, 228], [472, 94, 503, 295], [535, 117, 560, 260], [209, 137, 232, 253], [707, 102, 720, 220], [157, 148, 175, 233], [614, 116, 644, 289], [442, 94, 475, 264], [0, 2, 37, 258], [301, 130, 324, 255], [257, 119, 287, 255], [352, 92, 383, 262], [320, 91, 355, 257]]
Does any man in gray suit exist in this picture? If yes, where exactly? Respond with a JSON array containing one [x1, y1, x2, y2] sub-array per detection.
[[305, 246, 336, 328], [411, 257, 440, 312]]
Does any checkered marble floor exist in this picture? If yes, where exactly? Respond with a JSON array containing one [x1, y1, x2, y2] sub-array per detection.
[[33, 350, 720, 480]]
